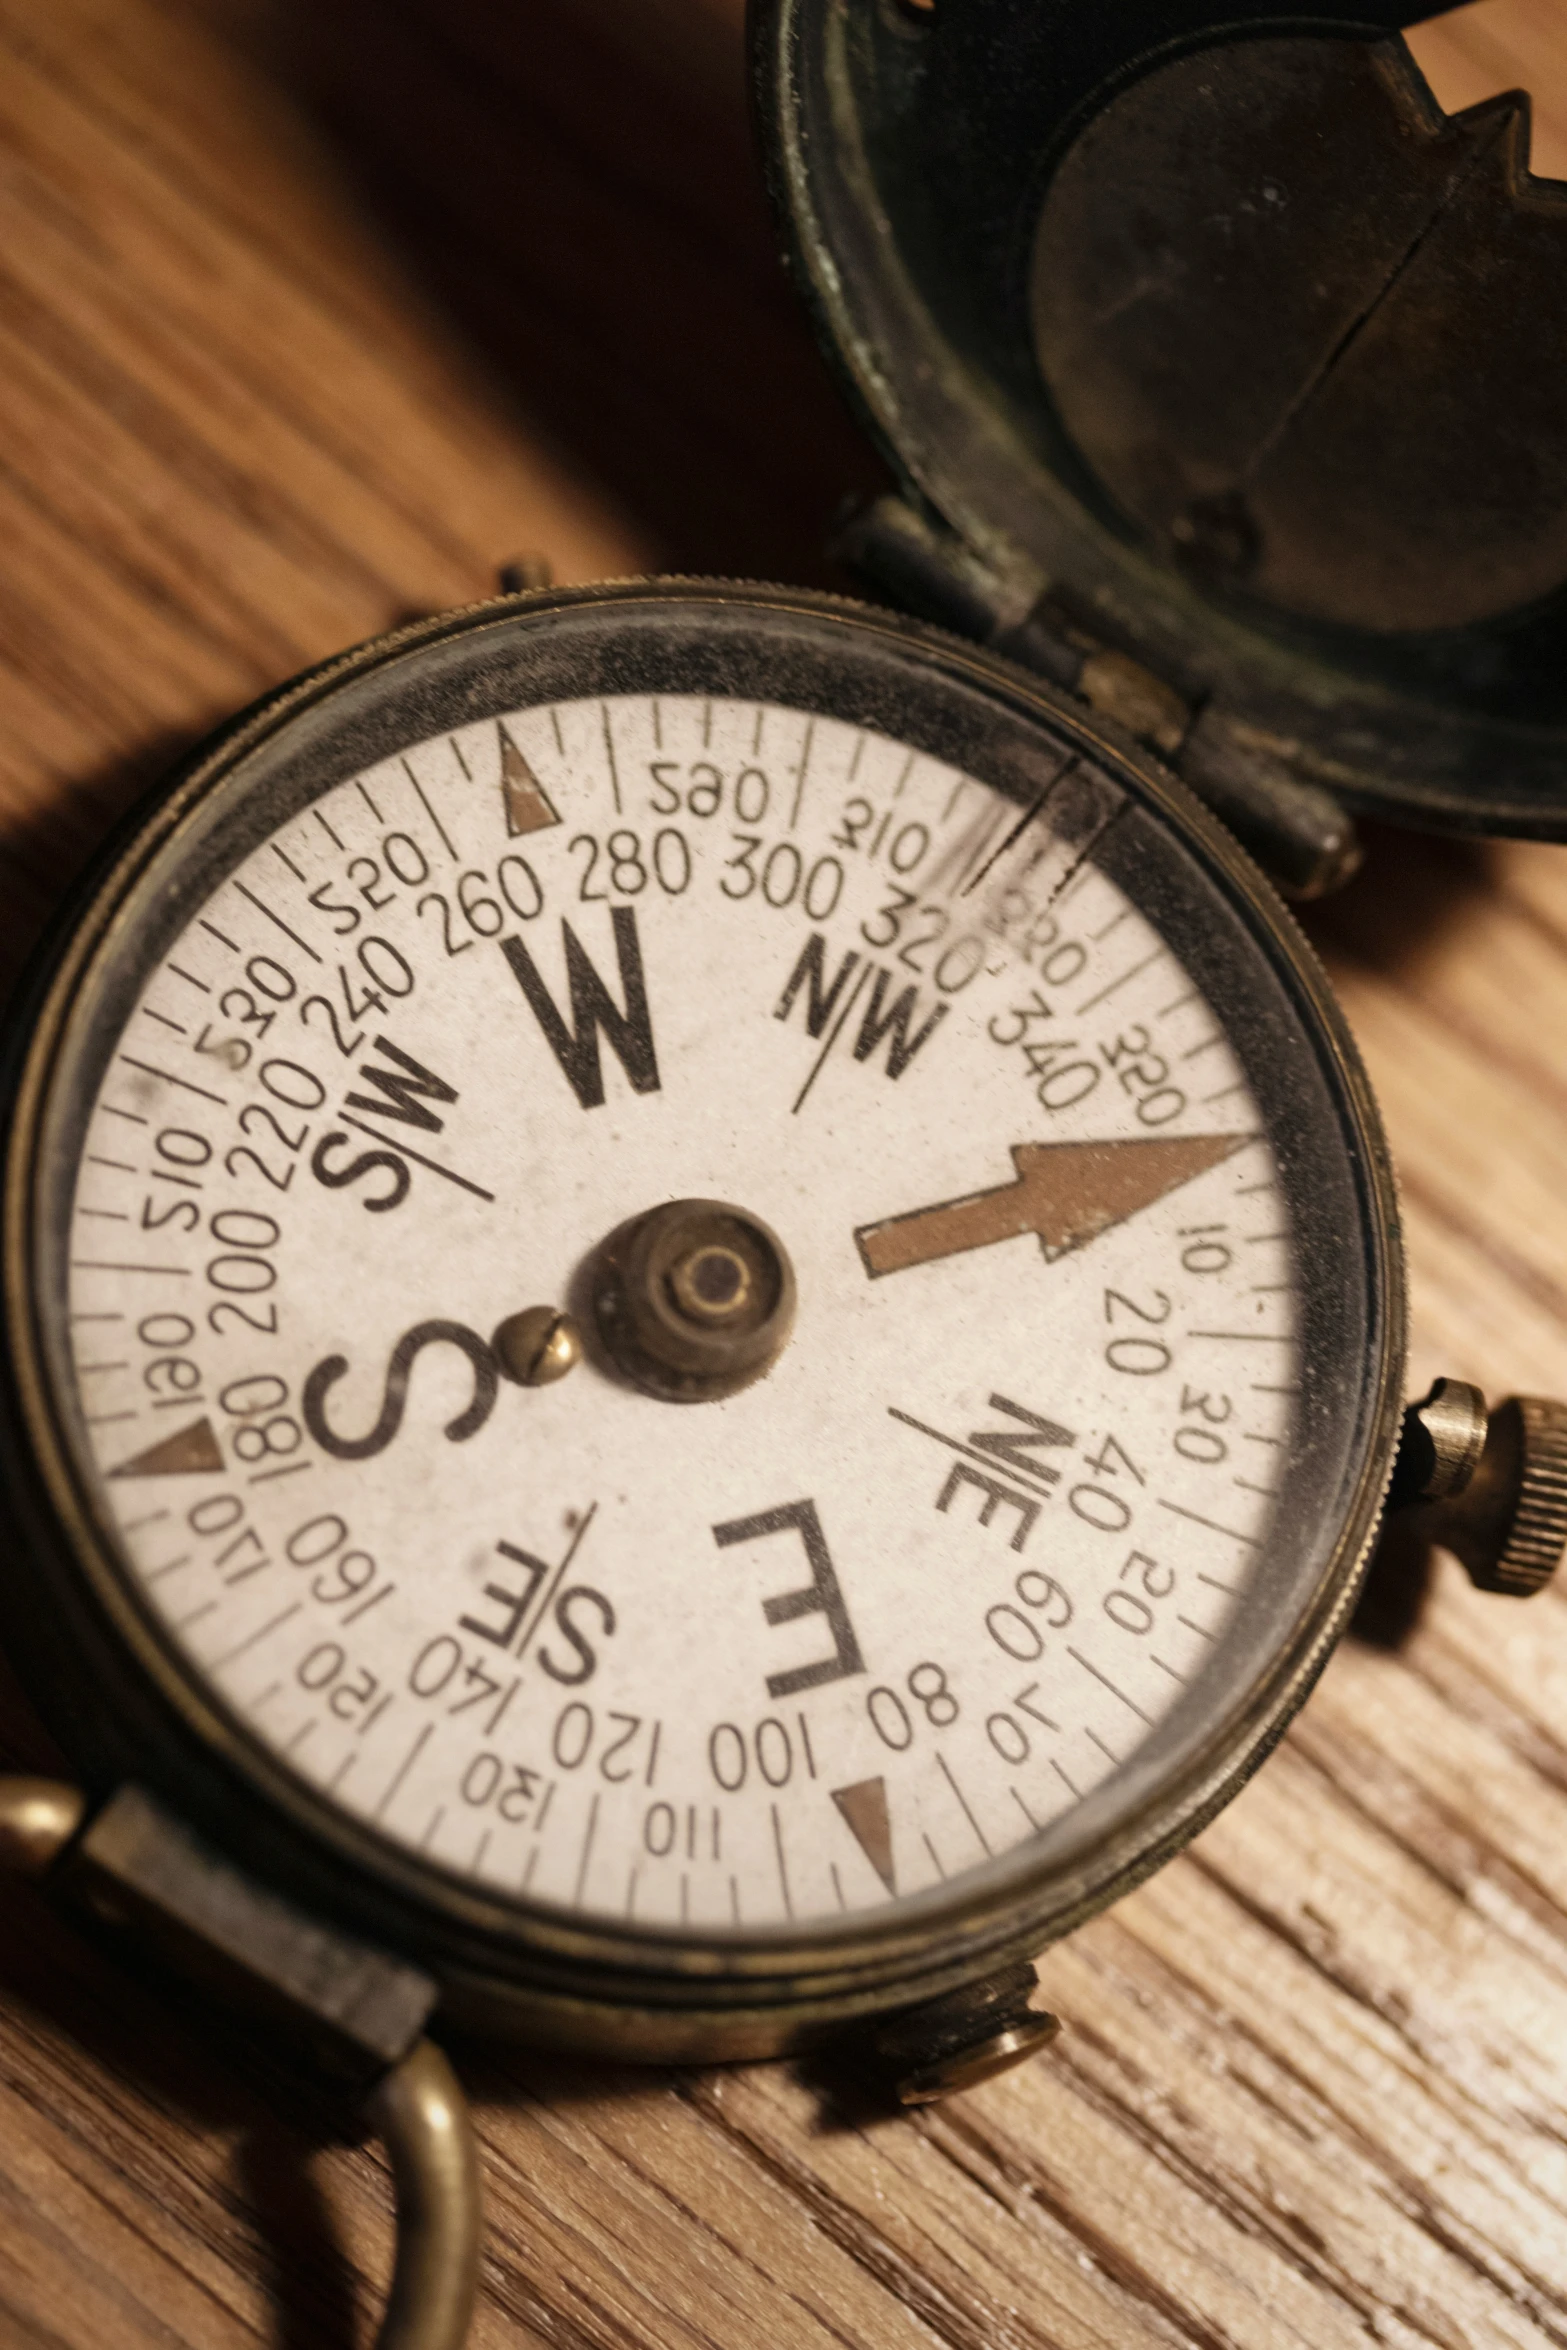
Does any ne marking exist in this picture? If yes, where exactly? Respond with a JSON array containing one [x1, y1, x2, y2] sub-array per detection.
[[888, 1407, 1062, 1500]]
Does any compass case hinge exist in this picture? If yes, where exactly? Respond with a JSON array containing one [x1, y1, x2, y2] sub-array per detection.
[[59, 1784, 438, 2085], [836, 493, 1361, 899]]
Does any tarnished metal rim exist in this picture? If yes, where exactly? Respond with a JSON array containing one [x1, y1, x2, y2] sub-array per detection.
[[0, 580, 1405, 2055]]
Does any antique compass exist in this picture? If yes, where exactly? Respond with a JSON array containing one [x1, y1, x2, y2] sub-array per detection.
[[1, 7, 1565, 2350]]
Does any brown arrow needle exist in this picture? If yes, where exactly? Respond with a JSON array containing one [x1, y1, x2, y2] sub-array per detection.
[[855, 1134, 1254, 1278]]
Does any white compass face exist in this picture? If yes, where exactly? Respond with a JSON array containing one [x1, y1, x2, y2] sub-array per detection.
[[61, 693, 1299, 1933]]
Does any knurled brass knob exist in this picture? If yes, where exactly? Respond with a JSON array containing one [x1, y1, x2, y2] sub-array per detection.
[[1390, 1380, 1567, 1597]]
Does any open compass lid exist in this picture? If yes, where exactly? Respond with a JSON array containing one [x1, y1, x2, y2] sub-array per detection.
[[750, 0, 1567, 864]]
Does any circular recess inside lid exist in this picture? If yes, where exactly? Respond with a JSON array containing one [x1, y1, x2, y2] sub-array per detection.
[[753, 0, 1567, 835]]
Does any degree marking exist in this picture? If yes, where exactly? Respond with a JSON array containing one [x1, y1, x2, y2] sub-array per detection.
[[1188, 1329, 1291, 1342], [771, 1804, 794, 1919], [233, 880, 322, 965], [74, 1260, 191, 1279], [1077, 945, 1165, 1016], [142, 1550, 192, 1588], [1160, 1499, 1262, 1547], [375, 1725, 432, 1820], [1069, 1648, 1152, 1724], [959, 773, 1063, 900], [210, 1601, 302, 1674], [118, 1054, 227, 1108], [574, 1791, 602, 1905], [402, 758, 457, 859], [788, 716, 815, 832], [936, 1752, 991, 1856], [599, 701, 622, 814]]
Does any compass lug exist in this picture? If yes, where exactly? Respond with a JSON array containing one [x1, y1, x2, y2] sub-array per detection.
[[61, 1784, 437, 2084], [0, 1777, 86, 1878], [872, 1960, 1061, 2105], [1387, 1382, 1567, 1598]]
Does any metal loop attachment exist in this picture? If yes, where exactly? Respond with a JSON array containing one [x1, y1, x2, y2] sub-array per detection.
[[0, 1778, 482, 2350], [365, 2040, 482, 2350]]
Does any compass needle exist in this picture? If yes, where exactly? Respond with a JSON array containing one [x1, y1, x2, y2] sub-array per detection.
[[856, 1132, 1252, 1276]]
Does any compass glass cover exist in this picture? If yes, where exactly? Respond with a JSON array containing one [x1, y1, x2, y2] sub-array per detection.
[[25, 606, 1386, 1944]]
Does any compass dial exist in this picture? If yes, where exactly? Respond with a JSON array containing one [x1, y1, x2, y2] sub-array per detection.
[[51, 683, 1310, 1934]]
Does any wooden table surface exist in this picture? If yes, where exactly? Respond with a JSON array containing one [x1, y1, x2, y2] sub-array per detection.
[[2, 2, 1567, 2343]]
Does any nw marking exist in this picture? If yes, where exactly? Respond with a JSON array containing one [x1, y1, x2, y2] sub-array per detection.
[[500, 727, 561, 837], [856, 1133, 1251, 1277], [502, 906, 660, 1111], [777, 931, 948, 1099]]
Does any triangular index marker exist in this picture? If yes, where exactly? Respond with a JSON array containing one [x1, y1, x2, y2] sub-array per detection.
[[500, 728, 561, 837], [109, 1418, 224, 1478], [832, 1777, 896, 1895]]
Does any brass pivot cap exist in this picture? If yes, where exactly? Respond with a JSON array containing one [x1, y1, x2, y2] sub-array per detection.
[[592, 1199, 797, 1403], [1396, 1381, 1567, 1597], [873, 1962, 1061, 2106]]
